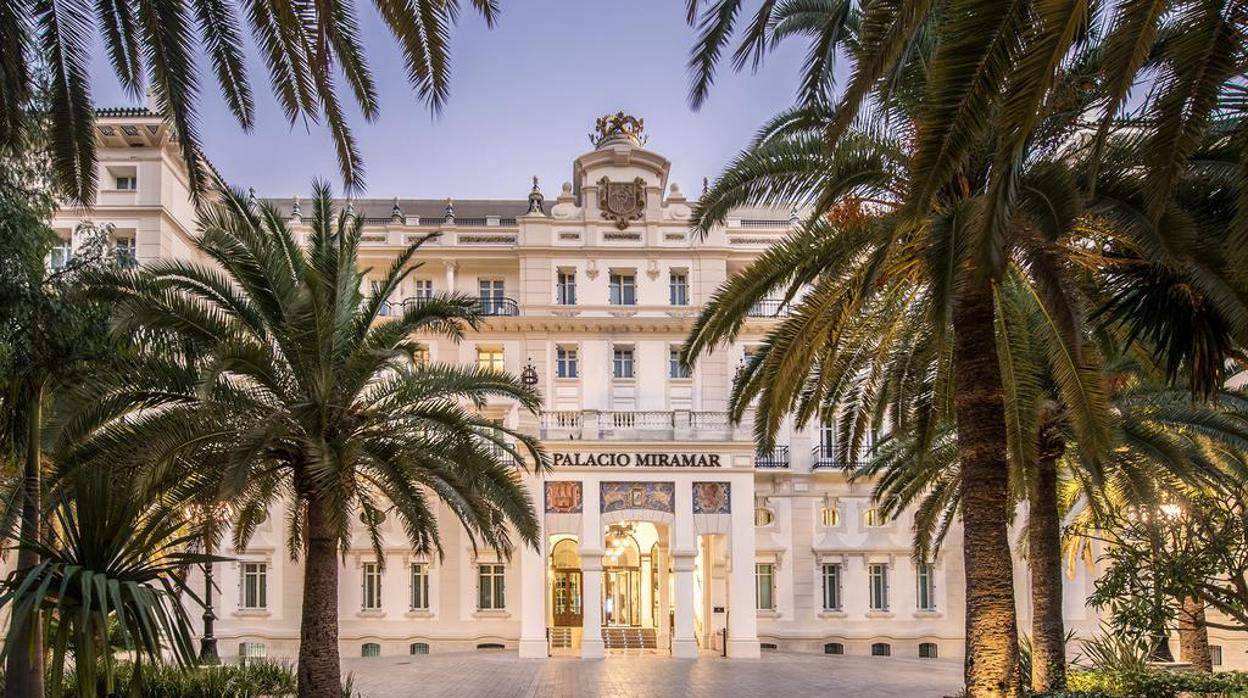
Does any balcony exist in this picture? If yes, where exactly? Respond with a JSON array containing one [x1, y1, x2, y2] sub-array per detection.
[[755, 446, 791, 469], [811, 445, 863, 471], [378, 296, 520, 317], [747, 298, 790, 318], [538, 410, 748, 442]]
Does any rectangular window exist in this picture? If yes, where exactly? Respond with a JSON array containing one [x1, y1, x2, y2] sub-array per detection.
[[868, 563, 889, 611], [412, 279, 433, 300], [556, 271, 577, 305], [612, 347, 635, 379], [241, 562, 267, 609], [478, 563, 505, 610], [115, 175, 137, 191], [556, 347, 579, 378], [476, 347, 505, 372], [608, 273, 636, 305], [48, 241, 72, 271], [916, 563, 936, 611], [413, 342, 430, 367], [362, 562, 382, 610], [821, 563, 841, 611], [669, 271, 689, 306], [478, 279, 506, 314], [755, 563, 775, 610], [410, 563, 429, 610], [114, 237, 137, 267], [669, 347, 690, 379]]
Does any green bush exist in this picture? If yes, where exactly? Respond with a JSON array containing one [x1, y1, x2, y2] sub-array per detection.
[[1030, 668, 1248, 698], [0, 659, 301, 697]]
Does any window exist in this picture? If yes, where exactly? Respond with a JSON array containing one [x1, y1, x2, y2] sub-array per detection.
[[608, 272, 636, 305], [612, 347, 634, 379], [754, 507, 774, 527], [478, 279, 506, 314], [916, 563, 936, 611], [238, 642, 266, 664], [820, 506, 840, 527], [362, 643, 381, 657], [478, 563, 505, 610], [755, 563, 775, 611], [240, 562, 267, 610], [824, 642, 844, 655], [864, 508, 888, 527], [410, 563, 429, 610], [669, 271, 689, 305], [362, 562, 382, 610], [669, 347, 690, 379], [871, 642, 892, 657], [477, 347, 505, 372], [919, 642, 938, 659], [412, 279, 433, 300], [556, 271, 577, 305], [556, 347, 579, 379], [48, 240, 72, 271], [477, 642, 506, 650], [114, 237, 137, 267], [821, 563, 842, 611], [410, 642, 430, 655], [1211, 645, 1223, 667], [413, 342, 430, 367], [114, 175, 137, 191], [868, 564, 890, 611]]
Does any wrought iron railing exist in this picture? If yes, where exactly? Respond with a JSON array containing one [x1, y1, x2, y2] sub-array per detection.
[[475, 297, 520, 316], [811, 445, 863, 470], [755, 446, 791, 469], [746, 298, 790, 318]]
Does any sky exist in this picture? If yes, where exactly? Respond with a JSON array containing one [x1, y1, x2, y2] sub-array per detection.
[[90, 1, 809, 200]]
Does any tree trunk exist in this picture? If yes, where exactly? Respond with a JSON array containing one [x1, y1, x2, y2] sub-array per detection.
[[298, 497, 342, 698], [5, 384, 45, 698], [1029, 456, 1066, 692], [1178, 596, 1213, 671], [952, 279, 1021, 698]]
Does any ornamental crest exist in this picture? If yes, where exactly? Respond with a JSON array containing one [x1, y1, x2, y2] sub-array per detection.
[[692, 482, 731, 514], [598, 176, 646, 230], [601, 481, 675, 513], [545, 481, 583, 514]]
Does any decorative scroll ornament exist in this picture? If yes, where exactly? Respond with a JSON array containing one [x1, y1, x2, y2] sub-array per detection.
[[598, 176, 646, 230]]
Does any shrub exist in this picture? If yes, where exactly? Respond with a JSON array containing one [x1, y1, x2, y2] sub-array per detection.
[[1030, 668, 1248, 698]]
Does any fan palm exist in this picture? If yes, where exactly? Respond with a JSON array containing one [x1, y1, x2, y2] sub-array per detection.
[[0, 470, 219, 698], [61, 183, 548, 698], [0, 0, 501, 204]]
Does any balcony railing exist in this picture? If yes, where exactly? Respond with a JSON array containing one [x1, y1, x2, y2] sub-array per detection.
[[476, 296, 520, 316], [538, 409, 748, 442], [747, 298, 790, 318], [755, 446, 790, 469], [811, 445, 864, 470]]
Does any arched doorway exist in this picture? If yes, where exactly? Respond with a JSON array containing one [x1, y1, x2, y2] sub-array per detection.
[[602, 525, 642, 627], [551, 539, 582, 627]]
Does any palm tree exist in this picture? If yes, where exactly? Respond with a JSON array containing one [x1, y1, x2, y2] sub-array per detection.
[[682, 3, 1246, 694], [0, 470, 219, 697], [0, 0, 501, 204], [64, 184, 548, 698]]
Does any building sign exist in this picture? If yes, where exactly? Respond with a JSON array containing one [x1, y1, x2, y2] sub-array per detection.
[[552, 452, 722, 468]]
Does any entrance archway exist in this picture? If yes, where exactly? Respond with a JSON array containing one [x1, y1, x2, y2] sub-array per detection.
[[550, 538, 582, 627], [602, 526, 641, 627]]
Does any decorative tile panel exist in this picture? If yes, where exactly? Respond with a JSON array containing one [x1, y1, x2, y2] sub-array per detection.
[[544, 481, 583, 514], [600, 482, 675, 513], [692, 482, 731, 514]]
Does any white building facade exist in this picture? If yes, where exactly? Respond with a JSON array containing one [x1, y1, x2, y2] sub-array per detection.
[[49, 109, 1246, 668]]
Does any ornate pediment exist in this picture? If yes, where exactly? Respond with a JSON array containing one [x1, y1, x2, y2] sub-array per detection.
[[598, 176, 645, 230]]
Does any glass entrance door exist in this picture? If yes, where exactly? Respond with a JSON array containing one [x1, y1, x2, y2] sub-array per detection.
[[552, 570, 582, 626], [603, 569, 641, 627]]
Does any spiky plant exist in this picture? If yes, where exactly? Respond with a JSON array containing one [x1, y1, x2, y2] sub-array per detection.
[[62, 183, 548, 698]]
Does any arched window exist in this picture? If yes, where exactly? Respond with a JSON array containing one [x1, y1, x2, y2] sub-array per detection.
[[409, 642, 430, 655], [477, 642, 506, 650], [871, 642, 891, 657], [824, 642, 844, 655], [754, 507, 775, 527], [238, 642, 266, 666], [919, 642, 938, 659], [551, 539, 581, 569], [864, 508, 887, 527], [820, 506, 840, 527], [361, 643, 381, 657]]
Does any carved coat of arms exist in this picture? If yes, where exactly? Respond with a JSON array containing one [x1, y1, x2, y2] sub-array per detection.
[[545, 481, 583, 514], [598, 176, 646, 230]]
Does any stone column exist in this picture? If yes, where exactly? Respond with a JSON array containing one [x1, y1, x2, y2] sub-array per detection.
[[658, 546, 671, 649], [517, 514, 548, 658], [672, 479, 698, 658], [580, 485, 604, 658], [727, 474, 761, 657]]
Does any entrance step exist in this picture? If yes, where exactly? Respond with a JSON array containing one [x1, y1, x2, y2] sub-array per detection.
[[549, 627, 575, 649], [602, 627, 657, 649]]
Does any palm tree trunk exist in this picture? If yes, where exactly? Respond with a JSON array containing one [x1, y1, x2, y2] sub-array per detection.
[[952, 279, 1021, 698], [1178, 596, 1212, 671], [1029, 456, 1066, 692], [298, 497, 342, 698], [5, 383, 45, 698]]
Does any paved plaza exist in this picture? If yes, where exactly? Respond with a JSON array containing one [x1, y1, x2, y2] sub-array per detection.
[[341, 650, 963, 697]]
